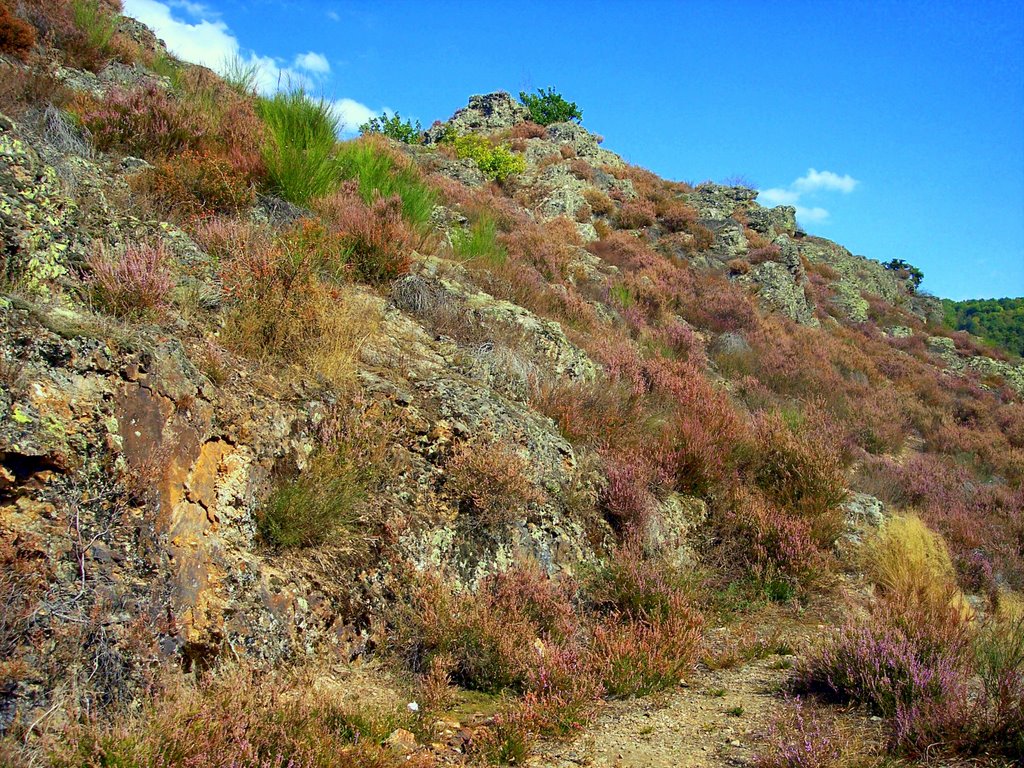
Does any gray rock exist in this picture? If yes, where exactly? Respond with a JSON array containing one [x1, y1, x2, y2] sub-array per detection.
[[534, 165, 590, 221], [426, 154, 486, 187], [690, 183, 759, 220], [704, 218, 748, 258], [843, 492, 886, 529], [545, 121, 603, 159], [425, 92, 529, 142], [738, 237, 818, 325], [926, 335, 1024, 395], [644, 493, 708, 568], [710, 332, 751, 358], [746, 204, 797, 236], [119, 156, 151, 174]]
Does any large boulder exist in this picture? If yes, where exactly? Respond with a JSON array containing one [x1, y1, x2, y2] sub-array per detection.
[[739, 236, 818, 325], [425, 92, 529, 142], [689, 182, 759, 220]]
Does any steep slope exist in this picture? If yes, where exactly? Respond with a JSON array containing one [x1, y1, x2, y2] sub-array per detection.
[[1, 4, 1021, 766]]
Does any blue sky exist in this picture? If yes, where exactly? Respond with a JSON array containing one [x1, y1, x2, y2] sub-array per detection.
[[122, 0, 1024, 301]]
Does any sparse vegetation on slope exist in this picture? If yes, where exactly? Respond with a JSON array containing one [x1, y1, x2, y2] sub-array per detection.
[[0, 8, 1021, 765]]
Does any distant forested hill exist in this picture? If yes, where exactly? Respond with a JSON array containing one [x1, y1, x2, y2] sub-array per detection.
[[943, 297, 1024, 356]]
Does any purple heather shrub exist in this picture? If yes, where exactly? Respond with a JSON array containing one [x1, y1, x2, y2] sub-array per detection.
[[85, 242, 174, 318], [796, 607, 968, 720], [756, 698, 843, 768]]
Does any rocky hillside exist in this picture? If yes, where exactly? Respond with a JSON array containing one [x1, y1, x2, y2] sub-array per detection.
[[1, 3, 1022, 766]]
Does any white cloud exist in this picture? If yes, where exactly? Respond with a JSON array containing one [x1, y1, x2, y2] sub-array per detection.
[[123, 0, 238, 70], [167, 0, 214, 18], [332, 98, 380, 133], [792, 168, 859, 194], [122, 0, 375, 123], [293, 51, 331, 75], [795, 206, 830, 223], [756, 167, 859, 227], [756, 187, 801, 207], [327, 10, 341, 21]]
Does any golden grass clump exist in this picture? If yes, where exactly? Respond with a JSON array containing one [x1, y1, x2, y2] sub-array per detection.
[[863, 514, 969, 617], [223, 283, 380, 388]]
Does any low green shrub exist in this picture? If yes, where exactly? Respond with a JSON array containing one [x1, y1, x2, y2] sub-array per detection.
[[258, 448, 365, 549], [359, 111, 422, 144], [518, 87, 582, 126], [453, 134, 525, 182], [257, 402, 398, 550]]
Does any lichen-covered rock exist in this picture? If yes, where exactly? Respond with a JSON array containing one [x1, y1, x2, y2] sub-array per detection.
[[738, 236, 817, 325], [689, 182, 758, 220], [746, 203, 798, 236], [843, 492, 886, 529], [425, 153, 487, 187], [831, 280, 870, 323], [798, 236, 931, 323], [887, 325, 914, 338], [545, 121, 623, 166], [840, 492, 887, 551], [425, 92, 529, 142], [704, 217, 748, 259], [533, 164, 591, 222], [0, 115, 81, 295], [927, 335, 1024, 396], [389, 264, 599, 400], [645, 493, 708, 568]]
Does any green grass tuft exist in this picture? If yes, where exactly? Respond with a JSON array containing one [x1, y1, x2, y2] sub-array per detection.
[[257, 87, 343, 205], [335, 139, 437, 234], [451, 215, 506, 266], [72, 0, 119, 53], [258, 449, 365, 549]]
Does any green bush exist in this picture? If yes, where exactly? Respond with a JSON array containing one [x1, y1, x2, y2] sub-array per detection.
[[882, 258, 924, 290], [256, 87, 343, 205], [943, 296, 1024, 357], [335, 138, 437, 234], [258, 448, 364, 549], [518, 87, 582, 126], [453, 134, 525, 182], [359, 112, 422, 144], [451, 214, 506, 266], [72, 0, 119, 53]]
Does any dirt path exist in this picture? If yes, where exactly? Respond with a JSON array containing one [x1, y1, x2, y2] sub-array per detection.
[[527, 654, 794, 767]]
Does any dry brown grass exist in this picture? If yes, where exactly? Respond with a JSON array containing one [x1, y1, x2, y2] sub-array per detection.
[[583, 187, 615, 216], [224, 283, 380, 388]]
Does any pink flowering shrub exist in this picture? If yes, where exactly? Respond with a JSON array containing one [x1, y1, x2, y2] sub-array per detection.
[[756, 698, 844, 768], [317, 185, 414, 283], [75, 85, 207, 158], [718, 489, 824, 590], [796, 615, 968, 719], [85, 242, 174, 318], [590, 607, 703, 698], [613, 199, 657, 229]]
